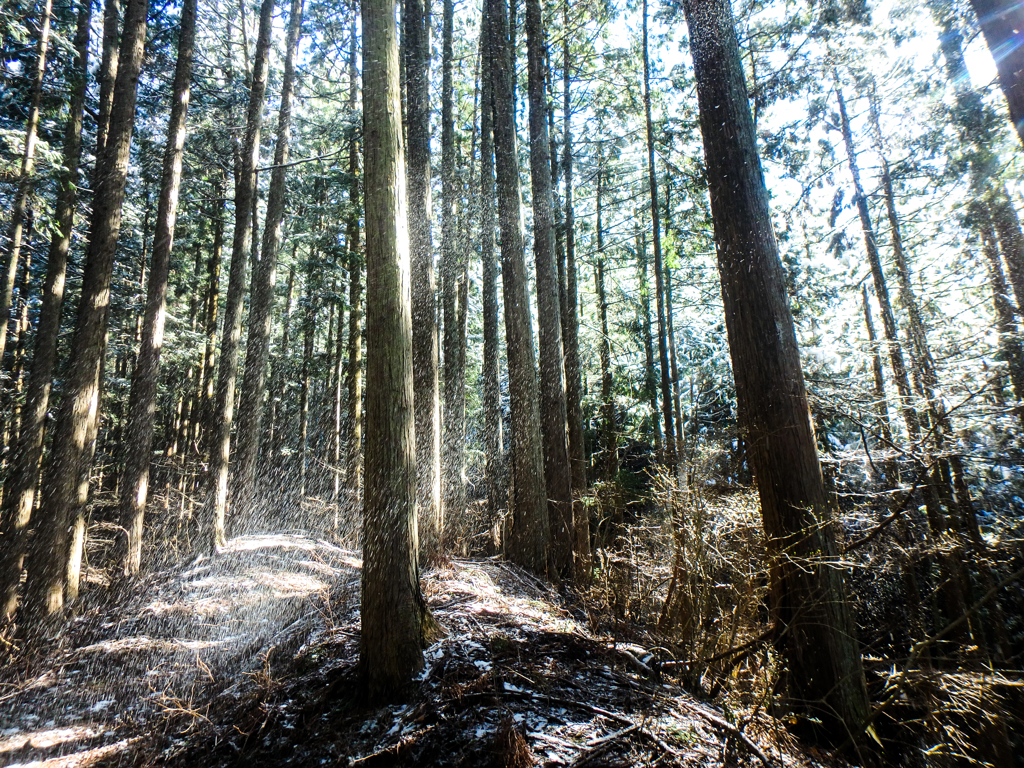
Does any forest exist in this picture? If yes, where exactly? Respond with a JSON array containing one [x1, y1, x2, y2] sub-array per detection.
[[0, 0, 1022, 764]]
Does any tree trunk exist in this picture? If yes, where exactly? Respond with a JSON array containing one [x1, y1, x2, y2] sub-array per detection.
[[861, 286, 895, 461], [525, 0, 572, 577], [561, 12, 589, 578], [22, 0, 150, 618], [643, 0, 674, 464], [95, 0, 121, 155], [979, 214, 1024, 415], [638, 229, 662, 453], [595, 166, 616, 482], [682, 0, 870, 737], [487, 0, 549, 575], [0, 0, 91, 620], [404, 0, 442, 557], [200, 176, 225, 462], [116, 0, 198, 576], [967, 0, 1024, 147], [297, 280, 317, 499], [206, 0, 275, 550], [0, 0, 53, 367], [440, 0, 467, 530], [479, 6, 506, 525], [360, 0, 428, 698], [232, 0, 305, 513], [345, 23, 364, 498]]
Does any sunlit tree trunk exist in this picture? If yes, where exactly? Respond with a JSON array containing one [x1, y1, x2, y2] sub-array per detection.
[[595, 165, 616, 482], [206, 0, 275, 550], [360, 0, 429, 697], [526, 0, 573, 577], [233, 0, 305, 512], [0, 0, 91, 620], [23, 0, 150, 617], [200, 177, 225, 461], [638, 229, 662, 454], [0, 0, 53, 367], [117, 0, 198, 576], [683, 0, 869, 737], [487, 0, 549, 575]]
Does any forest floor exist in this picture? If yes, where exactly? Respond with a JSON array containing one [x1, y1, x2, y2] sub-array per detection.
[[0, 533, 846, 768]]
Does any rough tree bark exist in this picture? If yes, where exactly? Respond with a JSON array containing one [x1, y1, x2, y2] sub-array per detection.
[[405, 0, 442, 557], [967, 0, 1024, 147], [487, 0, 549, 575], [116, 0, 198, 576], [682, 0, 870, 737], [526, 0, 573, 577], [345, 21, 364, 497], [360, 0, 429, 698]]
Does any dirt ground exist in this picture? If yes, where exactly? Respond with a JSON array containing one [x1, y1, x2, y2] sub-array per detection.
[[0, 534, 843, 767]]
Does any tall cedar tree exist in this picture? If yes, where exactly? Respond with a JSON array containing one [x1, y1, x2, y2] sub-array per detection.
[[345, 21, 364, 496], [232, 0, 305, 511], [681, 0, 870, 738], [360, 0, 429, 697], [525, 0, 573, 577], [22, 0, 150, 617], [0, 0, 90, 619], [486, 0, 549, 575], [117, 0, 198, 575], [405, 0, 443, 556], [206, 0, 276, 549]]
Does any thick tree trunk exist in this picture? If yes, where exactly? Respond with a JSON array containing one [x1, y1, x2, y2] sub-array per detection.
[[22, 0, 150, 618], [487, 0, 549, 575], [206, 0, 275, 550], [0, 0, 91, 620], [643, 0, 674, 464], [525, 0, 572, 577], [232, 0, 305, 512], [479, 7, 506, 525], [117, 0, 198, 576], [0, 0, 53, 367], [95, 0, 121, 155], [404, 0, 442, 557], [360, 0, 428, 698], [682, 0, 870, 737]]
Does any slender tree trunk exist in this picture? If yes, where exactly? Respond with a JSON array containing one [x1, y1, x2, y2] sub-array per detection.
[[663, 184, 685, 454], [345, 23, 364, 497], [206, 0, 275, 550], [634, 230, 661, 454], [360, 0, 429, 698], [404, 0, 442, 557], [22, 0, 150, 618], [0, 0, 91, 620], [269, 264, 294, 462], [200, 177, 225, 461], [0, 0, 53, 366], [682, 0, 870, 737], [525, 0, 572, 577], [117, 0, 198, 576], [479, 7, 506, 524], [643, 0, 674, 464], [297, 278, 317, 499], [232, 0, 305, 512], [487, 0, 549, 575], [561, 16, 588, 578], [440, 0, 467, 528], [595, 171, 616, 481], [861, 286, 895, 455]]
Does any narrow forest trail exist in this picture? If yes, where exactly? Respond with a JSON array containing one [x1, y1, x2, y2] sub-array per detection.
[[0, 535, 833, 767]]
